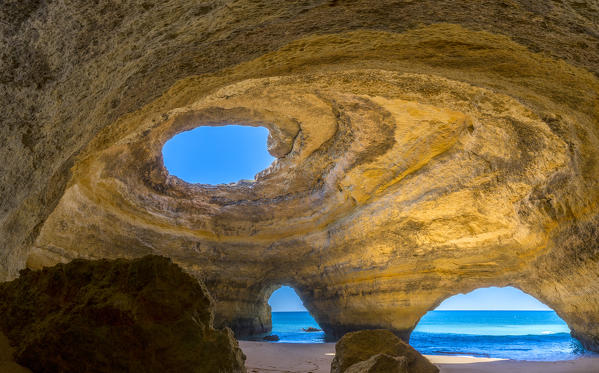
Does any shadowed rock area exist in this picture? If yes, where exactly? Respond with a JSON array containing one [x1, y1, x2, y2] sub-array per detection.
[[331, 329, 438, 373], [0, 255, 246, 373], [1, 0, 598, 354]]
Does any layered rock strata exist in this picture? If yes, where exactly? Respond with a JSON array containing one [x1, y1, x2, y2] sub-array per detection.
[[0, 255, 246, 373], [1, 0, 598, 352]]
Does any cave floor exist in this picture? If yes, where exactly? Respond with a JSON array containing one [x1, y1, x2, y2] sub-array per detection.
[[239, 341, 599, 373]]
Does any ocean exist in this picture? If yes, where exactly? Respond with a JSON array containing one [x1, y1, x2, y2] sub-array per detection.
[[268, 310, 592, 361]]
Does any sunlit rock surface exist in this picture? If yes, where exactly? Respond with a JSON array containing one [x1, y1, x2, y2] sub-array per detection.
[[0, 255, 246, 373], [1, 0, 598, 352]]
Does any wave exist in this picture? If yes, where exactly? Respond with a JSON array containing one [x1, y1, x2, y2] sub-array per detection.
[[409, 331, 588, 361], [412, 331, 571, 338], [430, 350, 491, 357]]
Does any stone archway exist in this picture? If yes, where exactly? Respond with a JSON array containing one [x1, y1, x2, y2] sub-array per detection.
[[409, 286, 579, 360]]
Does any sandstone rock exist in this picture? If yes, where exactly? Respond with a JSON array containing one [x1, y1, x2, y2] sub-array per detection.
[[0, 256, 246, 373], [1, 0, 599, 354], [331, 330, 438, 373], [344, 354, 408, 373]]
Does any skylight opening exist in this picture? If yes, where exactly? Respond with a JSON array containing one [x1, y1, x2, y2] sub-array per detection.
[[162, 125, 274, 184]]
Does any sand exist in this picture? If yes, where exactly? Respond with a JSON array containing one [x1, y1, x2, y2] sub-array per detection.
[[239, 341, 599, 373], [0, 333, 31, 373]]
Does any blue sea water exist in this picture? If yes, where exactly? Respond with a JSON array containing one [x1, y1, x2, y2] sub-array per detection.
[[269, 310, 592, 361], [270, 311, 326, 343], [410, 310, 587, 361]]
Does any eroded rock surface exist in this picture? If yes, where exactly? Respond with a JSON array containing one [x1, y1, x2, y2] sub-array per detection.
[[331, 330, 438, 373], [344, 355, 408, 373], [1, 0, 598, 352], [345, 354, 408, 373], [0, 255, 246, 373]]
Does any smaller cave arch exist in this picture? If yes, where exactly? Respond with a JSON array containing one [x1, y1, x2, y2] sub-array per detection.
[[228, 283, 325, 342], [265, 285, 325, 343]]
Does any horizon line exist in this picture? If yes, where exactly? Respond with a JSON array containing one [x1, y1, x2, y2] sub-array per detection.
[[271, 309, 554, 312]]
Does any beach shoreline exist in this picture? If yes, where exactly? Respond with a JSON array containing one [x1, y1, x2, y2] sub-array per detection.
[[240, 341, 599, 373]]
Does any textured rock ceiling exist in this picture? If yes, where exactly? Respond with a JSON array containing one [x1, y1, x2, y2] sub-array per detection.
[[1, 0, 598, 351]]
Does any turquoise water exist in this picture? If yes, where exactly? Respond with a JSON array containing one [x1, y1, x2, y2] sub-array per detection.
[[269, 311, 325, 343], [410, 310, 587, 361], [268, 311, 592, 361]]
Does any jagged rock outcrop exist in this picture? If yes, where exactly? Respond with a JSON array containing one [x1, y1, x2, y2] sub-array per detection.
[[0, 255, 246, 373], [1, 0, 598, 352], [331, 330, 438, 373]]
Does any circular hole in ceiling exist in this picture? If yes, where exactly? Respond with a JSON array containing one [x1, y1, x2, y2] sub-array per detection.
[[162, 125, 274, 184]]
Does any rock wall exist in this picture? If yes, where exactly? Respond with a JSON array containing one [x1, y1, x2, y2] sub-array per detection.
[[1, 0, 598, 351]]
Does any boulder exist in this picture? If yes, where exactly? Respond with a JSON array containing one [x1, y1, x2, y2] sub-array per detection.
[[263, 335, 280, 341], [0, 255, 246, 373], [331, 330, 438, 373]]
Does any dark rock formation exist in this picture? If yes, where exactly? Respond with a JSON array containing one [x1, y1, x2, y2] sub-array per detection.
[[303, 327, 322, 332], [263, 335, 280, 341], [571, 330, 599, 353], [331, 330, 438, 373], [0, 255, 246, 373]]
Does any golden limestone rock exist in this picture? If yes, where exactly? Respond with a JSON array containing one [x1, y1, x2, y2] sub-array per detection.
[[1, 0, 598, 352]]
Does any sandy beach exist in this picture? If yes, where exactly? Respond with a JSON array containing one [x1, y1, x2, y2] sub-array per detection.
[[240, 341, 599, 373], [2, 333, 598, 372]]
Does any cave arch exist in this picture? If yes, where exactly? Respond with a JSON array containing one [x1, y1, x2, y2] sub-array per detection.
[[266, 286, 324, 342], [409, 287, 582, 360], [215, 282, 325, 340]]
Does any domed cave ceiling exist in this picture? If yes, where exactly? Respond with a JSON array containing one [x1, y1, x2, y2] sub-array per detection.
[[1, 0, 598, 351]]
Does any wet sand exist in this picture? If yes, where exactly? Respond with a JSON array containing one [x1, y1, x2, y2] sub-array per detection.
[[240, 341, 599, 373]]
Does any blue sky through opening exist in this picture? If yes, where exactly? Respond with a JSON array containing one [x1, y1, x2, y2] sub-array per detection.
[[162, 125, 274, 184], [269, 286, 307, 312], [268, 286, 551, 312], [435, 287, 550, 311]]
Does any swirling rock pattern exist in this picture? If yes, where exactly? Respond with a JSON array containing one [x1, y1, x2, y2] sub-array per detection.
[[1, 0, 598, 351]]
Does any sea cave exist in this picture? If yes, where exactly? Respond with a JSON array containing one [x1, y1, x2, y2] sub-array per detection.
[[1, 1, 598, 372]]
